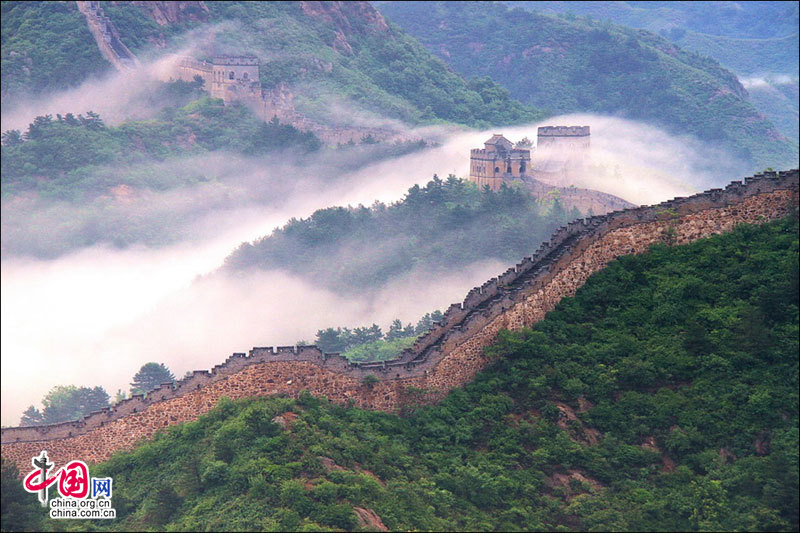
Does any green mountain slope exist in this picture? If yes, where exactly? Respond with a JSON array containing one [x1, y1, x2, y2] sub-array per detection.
[[0, 1, 109, 98], [1, 1, 542, 129], [509, 1, 799, 76], [223, 176, 581, 293], [376, 1, 798, 170], [5, 216, 796, 531], [505, 1, 800, 147]]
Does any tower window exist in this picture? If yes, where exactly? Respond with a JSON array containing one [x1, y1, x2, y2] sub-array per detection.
[[243, 72, 249, 80], [494, 166, 500, 174], [229, 71, 235, 80], [520, 162, 526, 173]]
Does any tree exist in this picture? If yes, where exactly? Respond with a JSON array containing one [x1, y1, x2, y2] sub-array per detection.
[[130, 363, 176, 395], [19, 406, 44, 427], [315, 328, 349, 353], [1, 457, 44, 532], [40, 385, 110, 424], [114, 389, 127, 404], [352, 324, 382, 345], [386, 319, 405, 341], [1, 129, 23, 146]]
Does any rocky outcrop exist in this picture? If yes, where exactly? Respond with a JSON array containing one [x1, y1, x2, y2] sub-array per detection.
[[128, 1, 209, 25], [522, 176, 635, 215], [299, 1, 389, 55], [2, 170, 797, 473]]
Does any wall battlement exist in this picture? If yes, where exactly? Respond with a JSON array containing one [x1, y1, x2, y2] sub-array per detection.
[[2, 170, 797, 470], [213, 55, 259, 66], [538, 126, 590, 137]]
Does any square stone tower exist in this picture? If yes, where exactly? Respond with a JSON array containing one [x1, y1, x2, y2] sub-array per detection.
[[469, 134, 532, 191], [532, 126, 590, 185], [209, 56, 260, 100]]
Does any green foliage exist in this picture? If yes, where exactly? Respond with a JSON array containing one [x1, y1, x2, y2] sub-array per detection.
[[246, 116, 322, 154], [20, 385, 110, 426], [0, 458, 44, 532], [378, 1, 798, 169], [5, 217, 794, 531], [362, 375, 380, 388], [508, 1, 799, 76], [1, 1, 108, 98], [99, 0, 543, 128], [1, 98, 321, 200], [226, 176, 576, 292], [344, 337, 417, 363], [312, 313, 436, 361], [129, 362, 176, 396]]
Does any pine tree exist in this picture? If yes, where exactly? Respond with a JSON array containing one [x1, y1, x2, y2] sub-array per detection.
[[19, 405, 44, 426], [130, 363, 175, 396]]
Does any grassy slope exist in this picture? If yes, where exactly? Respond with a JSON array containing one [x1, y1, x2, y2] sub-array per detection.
[[6, 216, 794, 531], [376, 1, 798, 170]]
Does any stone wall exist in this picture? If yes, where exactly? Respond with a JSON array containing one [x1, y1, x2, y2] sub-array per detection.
[[2, 170, 797, 473], [76, 1, 140, 71], [171, 56, 416, 146]]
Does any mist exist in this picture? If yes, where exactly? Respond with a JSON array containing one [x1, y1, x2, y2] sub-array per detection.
[[1, 103, 757, 425]]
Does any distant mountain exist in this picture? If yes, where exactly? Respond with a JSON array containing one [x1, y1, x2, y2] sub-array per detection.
[[1, 1, 542, 129], [508, 1, 799, 76], [504, 1, 800, 151], [376, 1, 798, 171]]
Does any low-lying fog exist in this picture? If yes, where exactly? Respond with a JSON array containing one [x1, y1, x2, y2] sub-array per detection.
[[1, 103, 754, 425]]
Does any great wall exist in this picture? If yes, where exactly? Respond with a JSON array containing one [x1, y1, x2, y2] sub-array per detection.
[[2, 169, 797, 472]]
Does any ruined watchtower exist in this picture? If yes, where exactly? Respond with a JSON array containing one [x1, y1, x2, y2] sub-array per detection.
[[469, 134, 532, 191], [208, 56, 260, 100], [536, 125, 590, 151], [531, 126, 590, 184], [175, 55, 261, 102]]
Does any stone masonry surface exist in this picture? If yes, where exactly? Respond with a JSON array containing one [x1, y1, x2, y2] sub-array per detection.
[[2, 170, 797, 473]]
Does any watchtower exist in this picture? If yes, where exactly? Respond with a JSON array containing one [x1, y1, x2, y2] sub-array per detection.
[[469, 134, 532, 191], [531, 126, 591, 184], [208, 56, 260, 100], [536, 126, 590, 151]]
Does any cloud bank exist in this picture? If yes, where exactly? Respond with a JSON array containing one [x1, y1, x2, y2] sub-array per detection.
[[0, 109, 756, 425]]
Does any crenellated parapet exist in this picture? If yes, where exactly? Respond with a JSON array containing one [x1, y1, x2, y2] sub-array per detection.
[[537, 126, 590, 137], [2, 170, 797, 469]]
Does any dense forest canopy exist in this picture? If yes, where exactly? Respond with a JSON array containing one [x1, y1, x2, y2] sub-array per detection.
[[224, 176, 581, 293]]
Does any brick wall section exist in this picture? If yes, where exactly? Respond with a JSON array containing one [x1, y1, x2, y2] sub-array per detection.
[[2, 170, 797, 472]]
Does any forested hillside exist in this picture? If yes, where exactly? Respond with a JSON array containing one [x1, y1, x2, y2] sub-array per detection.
[[1, 89, 320, 201], [510, 1, 799, 76], [376, 1, 798, 170], [0, 1, 109, 97], [507, 0, 800, 148], [0, 87, 355, 258], [4, 215, 796, 531], [1, 1, 542, 129], [224, 176, 581, 293]]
